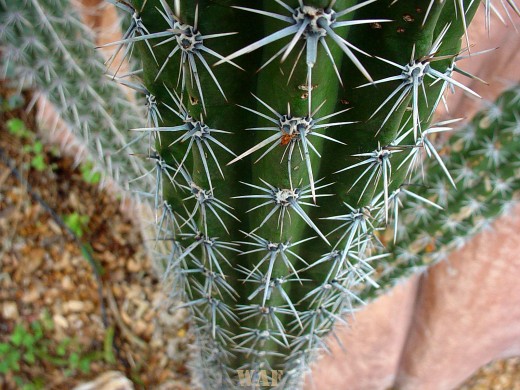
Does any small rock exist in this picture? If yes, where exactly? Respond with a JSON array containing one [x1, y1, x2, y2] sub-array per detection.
[[2, 301, 19, 320], [112, 285, 123, 298], [53, 314, 69, 329], [133, 320, 147, 336], [111, 269, 125, 282], [103, 251, 117, 263], [25, 247, 45, 273], [143, 310, 154, 322], [92, 242, 105, 252], [61, 275, 74, 291], [73, 371, 134, 390], [48, 219, 62, 235], [126, 259, 141, 273], [63, 300, 85, 313], [121, 310, 132, 326], [21, 288, 40, 303]]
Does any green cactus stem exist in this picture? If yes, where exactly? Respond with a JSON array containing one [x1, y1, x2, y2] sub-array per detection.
[[115, 0, 490, 386]]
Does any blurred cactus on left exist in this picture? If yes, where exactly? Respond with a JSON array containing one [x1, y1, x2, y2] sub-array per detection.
[[0, 0, 151, 192]]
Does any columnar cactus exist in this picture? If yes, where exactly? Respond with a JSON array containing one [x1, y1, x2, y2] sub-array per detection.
[[2, 0, 520, 388], [366, 84, 520, 302], [117, 0, 490, 387], [0, 0, 151, 191]]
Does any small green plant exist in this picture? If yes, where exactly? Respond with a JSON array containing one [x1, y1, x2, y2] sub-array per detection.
[[22, 140, 48, 172], [0, 315, 114, 388], [8, 116, 102, 183], [63, 212, 90, 238], [7, 118, 58, 172], [79, 161, 102, 185], [7, 118, 32, 139]]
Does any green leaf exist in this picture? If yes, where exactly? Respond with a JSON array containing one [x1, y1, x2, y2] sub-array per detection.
[[79, 357, 91, 373], [30, 321, 44, 340], [6, 118, 30, 138], [36, 343, 48, 358], [56, 343, 66, 357], [0, 361, 10, 374], [30, 377, 45, 389], [63, 213, 89, 238], [14, 376, 24, 386], [23, 351, 36, 364], [46, 355, 68, 366], [0, 342, 10, 355], [11, 324, 27, 347], [103, 326, 116, 364], [31, 154, 47, 171], [80, 161, 101, 184], [8, 351, 21, 372], [32, 141, 43, 153], [50, 146, 60, 157], [68, 352, 80, 368], [41, 310, 54, 331], [21, 333, 35, 348]]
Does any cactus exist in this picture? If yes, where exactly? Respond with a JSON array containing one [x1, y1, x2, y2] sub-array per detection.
[[0, 0, 151, 193], [2, 0, 520, 388], [362, 83, 520, 302]]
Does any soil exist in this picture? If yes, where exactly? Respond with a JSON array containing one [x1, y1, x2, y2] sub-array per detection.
[[460, 358, 520, 390], [0, 86, 191, 389]]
